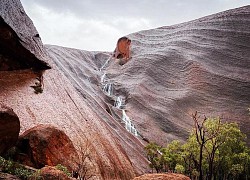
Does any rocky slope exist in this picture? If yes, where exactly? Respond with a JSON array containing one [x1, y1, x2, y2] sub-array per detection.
[[105, 5, 250, 144], [47, 6, 250, 146], [1, 1, 250, 179], [45, 5, 250, 177], [0, 0, 148, 179]]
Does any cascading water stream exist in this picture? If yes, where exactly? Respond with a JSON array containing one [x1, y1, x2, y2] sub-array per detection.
[[100, 56, 138, 136], [100, 56, 111, 71], [103, 83, 113, 96], [122, 110, 138, 136], [114, 96, 124, 109], [100, 73, 106, 84]]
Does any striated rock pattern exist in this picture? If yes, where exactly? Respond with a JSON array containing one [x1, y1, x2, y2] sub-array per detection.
[[0, 105, 20, 155], [0, 0, 50, 70], [45, 45, 149, 175], [16, 125, 79, 171], [0, 1, 146, 179], [1, 0, 250, 178], [45, 5, 250, 175], [105, 5, 250, 144], [133, 173, 191, 180]]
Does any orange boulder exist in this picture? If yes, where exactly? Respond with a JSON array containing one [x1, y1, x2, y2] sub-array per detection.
[[16, 124, 79, 171]]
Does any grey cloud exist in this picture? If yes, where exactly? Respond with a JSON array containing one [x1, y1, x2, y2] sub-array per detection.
[[20, 0, 250, 51], [21, 0, 250, 26]]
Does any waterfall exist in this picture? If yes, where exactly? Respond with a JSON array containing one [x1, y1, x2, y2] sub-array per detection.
[[114, 96, 123, 109], [122, 110, 138, 136], [100, 57, 111, 71], [103, 83, 113, 96], [100, 56, 139, 137], [100, 73, 106, 84]]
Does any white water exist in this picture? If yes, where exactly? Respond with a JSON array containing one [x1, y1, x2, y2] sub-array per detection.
[[101, 73, 106, 84], [100, 57, 111, 71], [114, 96, 123, 109], [122, 110, 138, 136], [100, 56, 138, 137], [103, 83, 113, 96]]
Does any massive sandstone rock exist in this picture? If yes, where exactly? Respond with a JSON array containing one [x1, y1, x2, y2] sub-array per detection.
[[47, 5, 250, 149], [105, 5, 250, 145], [0, 106, 20, 155], [16, 125, 79, 171], [45, 5, 250, 177], [1, 0, 250, 179], [0, 1, 144, 179]]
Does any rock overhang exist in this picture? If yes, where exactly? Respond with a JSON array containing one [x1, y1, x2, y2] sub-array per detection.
[[0, 0, 51, 71]]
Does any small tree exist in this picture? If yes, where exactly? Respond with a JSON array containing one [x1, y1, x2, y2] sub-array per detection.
[[144, 142, 163, 173], [161, 140, 182, 172], [190, 112, 249, 180], [75, 136, 96, 180]]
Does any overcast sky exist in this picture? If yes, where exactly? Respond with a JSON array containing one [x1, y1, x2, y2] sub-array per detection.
[[20, 0, 250, 51]]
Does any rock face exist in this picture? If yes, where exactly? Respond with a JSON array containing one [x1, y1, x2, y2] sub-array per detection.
[[0, 1, 143, 179], [45, 5, 250, 177], [105, 5, 250, 145], [133, 173, 191, 180], [0, 106, 20, 155], [1, 0, 250, 179], [16, 125, 79, 171], [46, 45, 149, 175], [0, 0, 50, 70], [113, 36, 131, 60]]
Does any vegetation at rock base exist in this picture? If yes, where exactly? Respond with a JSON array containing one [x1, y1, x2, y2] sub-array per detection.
[[0, 156, 77, 179], [145, 113, 250, 180], [0, 156, 37, 179]]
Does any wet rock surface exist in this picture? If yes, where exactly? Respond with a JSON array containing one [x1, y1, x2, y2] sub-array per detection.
[[0, 106, 20, 155], [45, 5, 250, 176], [16, 125, 79, 171], [106, 5, 250, 145], [1, 0, 250, 179]]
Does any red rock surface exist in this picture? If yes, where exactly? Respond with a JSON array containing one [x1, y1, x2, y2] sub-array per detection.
[[1, 1, 250, 179], [0, 1, 143, 179], [45, 5, 250, 177], [0, 105, 20, 155], [133, 173, 190, 180], [16, 124, 79, 171]]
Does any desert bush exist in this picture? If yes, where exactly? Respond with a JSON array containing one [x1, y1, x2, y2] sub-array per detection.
[[55, 164, 71, 176], [0, 156, 34, 179]]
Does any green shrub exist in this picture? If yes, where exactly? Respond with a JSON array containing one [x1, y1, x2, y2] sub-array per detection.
[[0, 156, 34, 179], [14, 168, 33, 179], [55, 164, 71, 176], [175, 164, 185, 174]]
